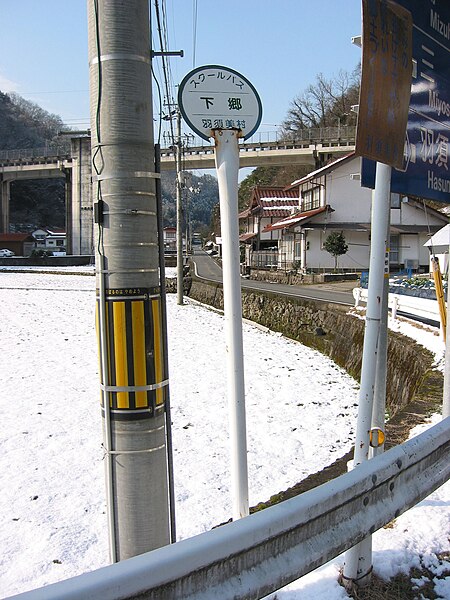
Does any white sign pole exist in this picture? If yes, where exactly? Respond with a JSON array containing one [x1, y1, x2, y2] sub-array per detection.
[[343, 161, 392, 586], [214, 129, 249, 520], [178, 64, 261, 521]]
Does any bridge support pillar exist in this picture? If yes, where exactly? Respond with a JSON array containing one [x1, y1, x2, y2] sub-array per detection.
[[70, 136, 93, 255], [0, 177, 10, 233], [64, 169, 73, 255]]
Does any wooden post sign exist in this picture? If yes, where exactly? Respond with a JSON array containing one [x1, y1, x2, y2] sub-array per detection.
[[356, 0, 413, 169]]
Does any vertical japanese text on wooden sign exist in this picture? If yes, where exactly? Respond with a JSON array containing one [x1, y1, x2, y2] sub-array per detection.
[[356, 0, 413, 169]]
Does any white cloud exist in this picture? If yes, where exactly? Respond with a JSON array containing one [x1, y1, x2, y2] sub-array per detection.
[[0, 71, 20, 93]]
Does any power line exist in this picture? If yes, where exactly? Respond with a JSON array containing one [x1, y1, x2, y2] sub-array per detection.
[[154, 0, 175, 144], [192, 0, 198, 69], [12, 89, 89, 95], [161, 0, 175, 91]]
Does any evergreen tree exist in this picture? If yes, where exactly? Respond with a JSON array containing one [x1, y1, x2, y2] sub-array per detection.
[[324, 231, 348, 271]]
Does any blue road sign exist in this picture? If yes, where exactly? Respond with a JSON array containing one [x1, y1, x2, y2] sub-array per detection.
[[362, 0, 450, 202]]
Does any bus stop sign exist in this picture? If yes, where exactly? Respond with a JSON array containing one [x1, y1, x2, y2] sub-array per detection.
[[178, 65, 262, 142]]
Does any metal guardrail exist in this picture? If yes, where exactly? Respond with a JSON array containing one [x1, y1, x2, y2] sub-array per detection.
[[354, 287, 442, 327], [11, 417, 450, 600]]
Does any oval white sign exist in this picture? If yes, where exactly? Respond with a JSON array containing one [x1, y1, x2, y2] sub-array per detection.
[[178, 64, 262, 142]]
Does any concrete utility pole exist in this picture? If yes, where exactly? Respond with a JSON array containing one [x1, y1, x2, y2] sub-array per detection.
[[87, 0, 171, 561]]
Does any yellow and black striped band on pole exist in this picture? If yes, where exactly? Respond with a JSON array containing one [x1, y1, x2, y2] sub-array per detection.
[[96, 287, 167, 420]]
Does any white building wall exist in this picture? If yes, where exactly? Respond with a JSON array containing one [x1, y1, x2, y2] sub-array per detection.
[[399, 235, 418, 266], [324, 157, 372, 223], [418, 233, 434, 267], [397, 199, 447, 226], [304, 230, 370, 271], [398, 233, 435, 270]]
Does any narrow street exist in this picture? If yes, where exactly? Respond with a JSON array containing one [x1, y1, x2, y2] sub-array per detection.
[[191, 249, 356, 307]]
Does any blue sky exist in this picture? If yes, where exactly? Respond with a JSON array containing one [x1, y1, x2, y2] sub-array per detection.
[[0, 1, 362, 142]]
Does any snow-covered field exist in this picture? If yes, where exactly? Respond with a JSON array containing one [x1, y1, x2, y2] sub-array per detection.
[[0, 270, 449, 599]]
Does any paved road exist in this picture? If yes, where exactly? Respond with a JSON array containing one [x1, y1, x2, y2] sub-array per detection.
[[191, 249, 356, 307]]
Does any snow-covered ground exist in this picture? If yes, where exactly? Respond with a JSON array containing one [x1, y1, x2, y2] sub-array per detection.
[[0, 269, 449, 599]]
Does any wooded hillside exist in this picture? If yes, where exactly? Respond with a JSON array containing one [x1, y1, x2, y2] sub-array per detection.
[[1, 91, 219, 234], [1, 92, 66, 231], [2, 65, 360, 236]]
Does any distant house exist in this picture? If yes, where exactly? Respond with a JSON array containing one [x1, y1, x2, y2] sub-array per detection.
[[32, 228, 66, 252], [32, 228, 48, 246], [239, 153, 449, 273], [238, 186, 299, 268], [0, 233, 35, 256], [204, 237, 222, 257]]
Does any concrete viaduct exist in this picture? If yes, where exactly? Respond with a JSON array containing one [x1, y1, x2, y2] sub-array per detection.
[[0, 128, 355, 255]]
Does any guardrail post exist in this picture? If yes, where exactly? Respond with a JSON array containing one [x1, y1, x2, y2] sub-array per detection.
[[392, 296, 398, 320]]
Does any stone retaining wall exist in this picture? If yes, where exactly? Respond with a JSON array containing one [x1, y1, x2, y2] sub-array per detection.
[[247, 269, 359, 286], [187, 278, 435, 417], [0, 255, 94, 267]]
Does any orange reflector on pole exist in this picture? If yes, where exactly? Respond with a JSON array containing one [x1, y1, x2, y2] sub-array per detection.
[[369, 427, 386, 448]]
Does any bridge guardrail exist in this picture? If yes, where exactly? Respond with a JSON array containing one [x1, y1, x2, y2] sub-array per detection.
[[0, 143, 71, 162], [11, 417, 450, 600], [0, 126, 356, 164], [165, 125, 356, 148]]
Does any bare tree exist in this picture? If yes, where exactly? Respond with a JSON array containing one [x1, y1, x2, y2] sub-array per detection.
[[9, 92, 64, 141], [281, 66, 360, 137]]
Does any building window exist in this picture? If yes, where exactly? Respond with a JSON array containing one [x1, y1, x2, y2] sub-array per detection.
[[390, 234, 399, 265], [390, 193, 401, 209], [302, 187, 321, 212]]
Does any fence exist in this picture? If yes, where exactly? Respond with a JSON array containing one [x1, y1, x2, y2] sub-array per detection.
[[250, 250, 278, 269], [353, 287, 442, 329], [0, 142, 71, 162], [11, 417, 450, 600], [249, 251, 292, 272]]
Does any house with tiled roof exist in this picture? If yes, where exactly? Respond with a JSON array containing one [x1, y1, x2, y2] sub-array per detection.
[[0, 233, 35, 256], [238, 186, 300, 268], [240, 153, 448, 273], [32, 228, 67, 253]]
